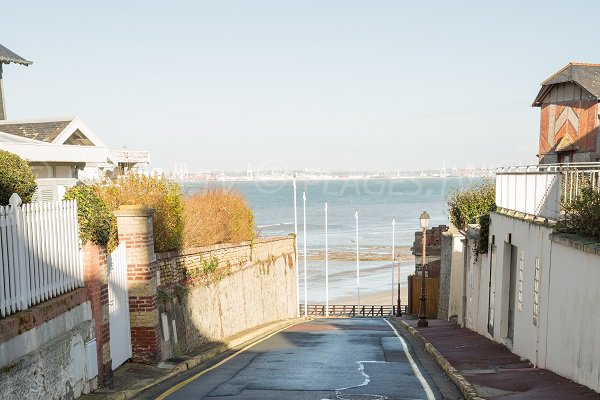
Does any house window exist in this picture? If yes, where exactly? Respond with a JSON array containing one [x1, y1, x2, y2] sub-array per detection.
[[517, 250, 524, 312], [533, 258, 541, 326]]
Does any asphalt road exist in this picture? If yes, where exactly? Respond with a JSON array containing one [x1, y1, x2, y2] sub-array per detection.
[[143, 318, 452, 400]]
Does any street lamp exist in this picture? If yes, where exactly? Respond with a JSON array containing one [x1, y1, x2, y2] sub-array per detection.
[[417, 211, 430, 328]]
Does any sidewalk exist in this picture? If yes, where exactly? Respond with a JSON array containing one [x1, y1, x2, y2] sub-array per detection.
[[397, 318, 599, 399], [80, 318, 303, 400]]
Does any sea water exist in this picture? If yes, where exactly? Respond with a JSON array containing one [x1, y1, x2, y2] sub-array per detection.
[[181, 178, 480, 304]]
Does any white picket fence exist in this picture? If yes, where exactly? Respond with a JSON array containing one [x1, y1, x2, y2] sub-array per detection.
[[0, 193, 83, 318]]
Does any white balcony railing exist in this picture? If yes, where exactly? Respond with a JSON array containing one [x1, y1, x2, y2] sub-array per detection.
[[496, 163, 600, 221], [110, 149, 151, 164]]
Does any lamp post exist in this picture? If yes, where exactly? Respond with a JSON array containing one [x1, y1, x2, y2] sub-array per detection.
[[391, 218, 395, 312], [325, 201, 329, 316], [417, 211, 430, 328], [355, 209, 360, 309], [396, 218, 402, 317]]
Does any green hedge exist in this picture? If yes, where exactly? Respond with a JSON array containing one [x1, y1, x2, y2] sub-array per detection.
[[95, 174, 183, 253], [447, 181, 496, 230], [447, 180, 496, 256], [556, 187, 600, 240], [0, 149, 37, 205]]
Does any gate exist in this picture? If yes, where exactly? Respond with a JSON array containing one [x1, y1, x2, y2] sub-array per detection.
[[108, 242, 132, 370]]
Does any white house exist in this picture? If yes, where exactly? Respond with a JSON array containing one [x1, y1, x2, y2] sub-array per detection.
[[0, 117, 150, 201], [443, 63, 600, 393], [0, 43, 150, 202]]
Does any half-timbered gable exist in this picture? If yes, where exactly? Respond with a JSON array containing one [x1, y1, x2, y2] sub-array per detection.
[[533, 63, 600, 164]]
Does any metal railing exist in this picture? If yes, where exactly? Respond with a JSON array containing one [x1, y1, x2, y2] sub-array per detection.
[[561, 163, 600, 204], [495, 162, 600, 220], [110, 149, 151, 164], [299, 304, 408, 317]]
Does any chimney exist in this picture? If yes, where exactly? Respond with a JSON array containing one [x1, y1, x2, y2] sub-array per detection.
[[0, 44, 33, 120]]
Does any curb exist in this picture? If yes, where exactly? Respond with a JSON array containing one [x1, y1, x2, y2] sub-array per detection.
[[107, 318, 306, 400], [393, 319, 485, 400]]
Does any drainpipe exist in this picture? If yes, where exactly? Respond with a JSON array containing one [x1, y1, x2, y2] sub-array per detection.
[[462, 237, 468, 327], [0, 64, 5, 120]]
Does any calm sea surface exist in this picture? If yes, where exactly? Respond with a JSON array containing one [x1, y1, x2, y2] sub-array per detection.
[[181, 178, 480, 304]]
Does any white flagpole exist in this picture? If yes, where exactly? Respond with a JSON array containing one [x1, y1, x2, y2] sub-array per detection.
[[355, 209, 360, 309], [325, 201, 329, 317], [293, 176, 299, 317], [391, 218, 395, 309], [303, 191, 308, 317]]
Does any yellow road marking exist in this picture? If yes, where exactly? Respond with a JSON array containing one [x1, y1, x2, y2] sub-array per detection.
[[155, 321, 304, 399]]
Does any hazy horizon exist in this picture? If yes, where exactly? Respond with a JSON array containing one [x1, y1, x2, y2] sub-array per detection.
[[4, 1, 600, 171]]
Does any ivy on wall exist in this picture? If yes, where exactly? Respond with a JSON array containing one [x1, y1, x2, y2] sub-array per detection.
[[64, 184, 118, 252]]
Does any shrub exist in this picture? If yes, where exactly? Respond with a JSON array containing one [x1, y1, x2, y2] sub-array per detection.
[[447, 180, 496, 256], [0, 149, 37, 205], [555, 187, 600, 240], [183, 188, 255, 248], [95, 174, 184, 253], [64, 184, 118, 251], [447, 180, 496, 230]]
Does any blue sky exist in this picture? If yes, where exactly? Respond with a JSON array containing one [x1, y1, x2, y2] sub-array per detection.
[[3, 1, 600, 171]]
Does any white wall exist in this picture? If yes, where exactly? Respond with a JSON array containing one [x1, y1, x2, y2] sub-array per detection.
[[481, 211, 600, 392], [545, 237, 600, 392], [447, 232, 465, 323], [463, 232, 491, 338], [488, 212, 553, 365]]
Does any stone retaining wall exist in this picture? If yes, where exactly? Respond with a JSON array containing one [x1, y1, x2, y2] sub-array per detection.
[[154, 236, 297, 359], [0, 300, 97, 400]]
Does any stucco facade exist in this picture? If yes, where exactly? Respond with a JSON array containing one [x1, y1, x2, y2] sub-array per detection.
[[454, 211, 600, 392]]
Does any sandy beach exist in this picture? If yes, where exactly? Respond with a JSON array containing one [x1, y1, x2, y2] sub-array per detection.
[[332, 285, 408, 306]]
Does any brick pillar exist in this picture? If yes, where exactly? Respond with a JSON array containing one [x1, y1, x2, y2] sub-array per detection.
[[83, 243, 113, 387], [114, 205, 160, 364]]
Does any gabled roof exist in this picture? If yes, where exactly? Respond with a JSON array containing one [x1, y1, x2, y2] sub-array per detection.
[[0, 44, 32, 66], [0, 119, 72, 142], [0, 117, 117, 166], [532, 63, 600, 106], [0, 117, 109, 148]]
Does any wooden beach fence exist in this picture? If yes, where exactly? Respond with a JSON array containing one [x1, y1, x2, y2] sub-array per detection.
[[0, 193, 83, 318]]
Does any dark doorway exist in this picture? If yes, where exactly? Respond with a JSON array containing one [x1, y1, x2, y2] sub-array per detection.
[[507, 244, 518, 341]]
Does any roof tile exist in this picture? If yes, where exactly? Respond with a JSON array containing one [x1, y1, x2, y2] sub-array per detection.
[[0, 44, 32, 66], [0, 120, 72, 143]]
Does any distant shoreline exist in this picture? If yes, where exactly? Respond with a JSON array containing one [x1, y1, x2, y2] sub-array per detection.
[[176, 175, 486, 183]]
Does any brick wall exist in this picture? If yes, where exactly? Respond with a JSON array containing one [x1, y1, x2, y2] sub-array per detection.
[[83, 243, 112, 387], [0, 287, 87, 347], [115, 205, 161, 364]]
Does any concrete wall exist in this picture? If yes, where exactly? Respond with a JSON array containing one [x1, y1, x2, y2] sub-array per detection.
[[154, 236, 297, 359], [461, 211, 600, 392], [437, 231, 453, 319], [462, 225, 491, 337], [487, 212, 553, 364], [0, 290, 98, 400], [545, 234, 600, 392], [447, 231, 465, 323]]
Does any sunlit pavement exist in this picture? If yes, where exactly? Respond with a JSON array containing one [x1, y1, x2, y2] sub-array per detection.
[[141, 318, 442, 400]]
